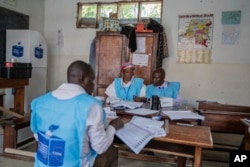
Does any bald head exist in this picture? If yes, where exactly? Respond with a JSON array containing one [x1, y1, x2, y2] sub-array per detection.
[[67, 60, 95, 94], [153, 68, 165, 77], [152, 68, 165, 86]]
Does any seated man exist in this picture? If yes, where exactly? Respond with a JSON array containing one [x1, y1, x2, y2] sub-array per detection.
[[105, 62, 146, 102], [146, 68, 181, 106], [30, 60, 124, 167]]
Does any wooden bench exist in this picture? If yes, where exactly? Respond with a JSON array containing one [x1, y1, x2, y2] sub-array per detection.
[[1, 115, 33, 149], [114, 137, 194, 166], [197, 101, 250, 161], [0, 114, 35, 161]]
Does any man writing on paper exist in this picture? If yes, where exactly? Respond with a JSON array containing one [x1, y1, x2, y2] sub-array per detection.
[[146, 68, 181, 106], [30, 60, 124, 167]]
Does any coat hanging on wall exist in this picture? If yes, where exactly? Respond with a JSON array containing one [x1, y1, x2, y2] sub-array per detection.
[[147, 18, 168, 68]]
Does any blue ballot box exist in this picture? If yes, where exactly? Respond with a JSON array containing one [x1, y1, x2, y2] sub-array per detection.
[[12, 42, 23, 57], [35, 45, 44, 59], [37, 131, 65, 166]]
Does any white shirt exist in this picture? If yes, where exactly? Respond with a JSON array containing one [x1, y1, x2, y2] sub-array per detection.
[[51, 83, 116, 167], [105, 77, 146, 99]]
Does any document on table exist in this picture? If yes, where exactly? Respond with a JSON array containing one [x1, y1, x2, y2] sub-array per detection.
[[111, 101, 143, 109], [162, 110, 205, 120], [243, 118, 250, 133], [116, 115, 167, 154], [116, 122, 154, 154], [125, 108, 159, 115], [104, 107, 117, 119], [130, 116, 166, 137], [244, 118, 250, 123], [131, 115, 164, 127]]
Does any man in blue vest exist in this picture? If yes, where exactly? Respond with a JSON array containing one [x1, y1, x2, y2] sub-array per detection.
[[30, 60, 123, 167], [146, 68, 181, 106]]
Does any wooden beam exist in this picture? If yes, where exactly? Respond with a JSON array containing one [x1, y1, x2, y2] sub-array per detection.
[[4, 148, 35, 157], [0, 106, 24, 118]]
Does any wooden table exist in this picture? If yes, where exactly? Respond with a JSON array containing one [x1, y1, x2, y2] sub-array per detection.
[[0, 78, 29, 115], [240, 119, 250, 150], [155, 124, 213, 167], [115, 114, 213, 167]]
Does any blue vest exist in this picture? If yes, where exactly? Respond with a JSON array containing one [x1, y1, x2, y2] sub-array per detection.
[[146, 82, 180, 99], [114, 77, 144, 101], [30, 92, 105, 167]]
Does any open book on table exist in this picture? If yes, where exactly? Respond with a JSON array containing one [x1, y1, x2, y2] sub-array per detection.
[[115, 116, 167, 154], [111, 100, 143, 109], [125, 108, 159, 116], [162, 110, 205, 120], [130, 116, 166, 137]]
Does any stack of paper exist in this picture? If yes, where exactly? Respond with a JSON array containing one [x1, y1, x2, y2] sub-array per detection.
[[244, 118, 250, 123], [130, 116, 166, 137], [104, 107, 117, 119], [125, 108, 159, 115], [116, 116, 166, 154], [116, 122, 154, 154], [111, 101, 143, 109], [130, 116, 164, 127], [162, 110, 205, 120]]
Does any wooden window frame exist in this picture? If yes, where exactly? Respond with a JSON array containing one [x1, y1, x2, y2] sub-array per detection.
[[76, 0, 162, 28]]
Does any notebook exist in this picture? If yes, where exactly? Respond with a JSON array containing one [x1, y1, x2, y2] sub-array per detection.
[[162, 110, 205, 120], [125, 108, 159, 115], [111, 101, 143, 109], [116, 122, 154, 154], [130, 116, 166, 137]]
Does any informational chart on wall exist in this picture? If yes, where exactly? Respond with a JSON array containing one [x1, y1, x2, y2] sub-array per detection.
[[177, 14, 214, 64], [221, 11, 241, 45]]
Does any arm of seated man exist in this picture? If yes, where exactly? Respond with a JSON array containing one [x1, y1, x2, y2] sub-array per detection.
[[133, 84, 148, 102], [87, 103, 123, 154]]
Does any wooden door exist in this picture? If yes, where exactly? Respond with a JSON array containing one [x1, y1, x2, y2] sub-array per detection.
[[95, 31, 128, 96], [129, 33, 158, 85]]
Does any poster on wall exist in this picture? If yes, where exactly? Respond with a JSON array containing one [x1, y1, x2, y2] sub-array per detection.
[[177, 14, 214, 64], [221, 11, 241, 45]]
